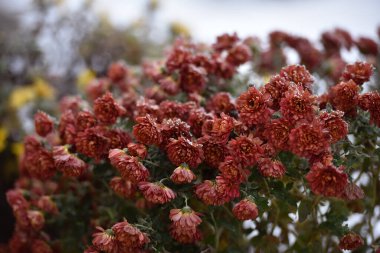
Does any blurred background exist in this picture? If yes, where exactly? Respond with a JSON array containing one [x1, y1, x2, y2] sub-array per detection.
[[0, 0, 379, 244]]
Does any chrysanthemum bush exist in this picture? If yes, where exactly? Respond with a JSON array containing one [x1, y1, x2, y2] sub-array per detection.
[[5, 29, 380, 252]]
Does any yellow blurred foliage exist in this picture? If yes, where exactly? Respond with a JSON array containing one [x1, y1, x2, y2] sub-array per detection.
[[0, 127, 8, 152], [9, 78, 55, 109], [11, 142, 24, 158], [77, 69, 96, 91], [170, 21, 191, 38]]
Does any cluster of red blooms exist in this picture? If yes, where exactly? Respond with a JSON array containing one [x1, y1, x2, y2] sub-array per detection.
[[6, 31, 379, 252]]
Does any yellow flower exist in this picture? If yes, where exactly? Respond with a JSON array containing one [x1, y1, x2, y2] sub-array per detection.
[[0, 127, 8, 152], [11, 142, 24, 158], [9, 86, 36, 109], [77, 69, 96, 91], [32, 78, 55, 99], [170, 21, 191, 38]]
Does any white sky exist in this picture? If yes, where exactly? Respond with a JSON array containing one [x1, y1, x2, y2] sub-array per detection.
[[92, 0, 380, 42]]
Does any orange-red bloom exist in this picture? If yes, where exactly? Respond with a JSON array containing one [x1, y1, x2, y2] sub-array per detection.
[[109, 149, 149, 183], [93, 92, 126, 125], [34, 111, 54, 137], [257, 158, 286, 178], [53, 146, 87, 177], [237, 87, 272, 127], [166, 137, 204, 168], [339, 233, 363, 250], [319, 110, 348, 143], [232, 198, 259, 221], [305, 163, 348, 197], [227, 136, 263, 167], [170, 164, 196, 184], [112, 220, 150, 248], [341, 61, 373, 85], [132, 115, 162, 146], [138, 182, 176, 204]]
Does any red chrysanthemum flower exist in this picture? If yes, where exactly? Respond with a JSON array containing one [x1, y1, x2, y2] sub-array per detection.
[[329, 80, 359, 116], [305, 163, 348, 197], [279, 64, 314, 92], [201, 113, 234, 144], [112, 220, 150, 248], [133, 115, 162, 146], [159, 118, 191, 148], [22, 140, 56, 180], [340, 183, 364, 201], [199, 138, 227, 168], [341, 61, 374, 85], [34, 111, 54, 137], [108, 149, 149, 183], [206, 92, 235, 115], [58, 109, 77, 145], [319, 110, 348, 143], [263, 118, 291, 151], [76, 111, 97, 132], [194, 180, 221, 205], [166, 46, 191, 72], [36, 196, 58, 214], [76, 126, 110, 161], [227, 136, 263, 167], [107, 61, 127, 83], [93, 92, 126, 125], [109, 177, 136, 198], [288, 120, 330, 158], [339, 233, 364, 250], [262, 75, 291, 110], [158, 76, 180, 95], [169, 207, 202, 228], [356, 37, 378, 56], [213, 33, 239, 52], [166, 137, 204, 168], [92, 227, 118, 253], [169, 224, 202, 244], [138, 181, 176, 204], [232, 198, 259, 221], [6, 189, 29, 212], [215, 175, 241, 204], [127, 143, 147, 159], [308, 151, 333, 167], [158, 100, 197, 122], [31, 239, 53, 253], [170, 163, 196, 184], [358, 91, 380, 127], [218, 156, 250, 183], [86, 78, 111, 101], [280, 85, 316, 123], [236, 87, 272, 127], [179, 64, 208, 93], [53, 146, 87, 177], [106, 128, 131, 150], [257, 158, 286, 178], [226, 43, 252, 66], [187, 108, 213, 137], [27, 210, 45, 231]]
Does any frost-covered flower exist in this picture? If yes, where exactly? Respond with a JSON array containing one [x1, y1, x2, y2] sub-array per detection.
[[263, 118, 291, 151], [339, 233, 363, 250], [288, 120, 330, 158], [112, 220, 150, 248], [279, 64, 314, 92], [138, 182, 176, 204], [170, 163, 196, 184], [257, 158, 286, 178], [109, 149, 149, 183], [232, 198, 259, 221], [305, 163, 348, 197], [53, 146, 87, 177], [319, 110, 348, 143], [341, 61, 373, 85], [237, 87, 272, 127], [166, 137, 204, 168], [93, 92, 126, 125], [329, 80, 359, 116], [92, 227, 118, 253], [34, 111, 54, 137], [227, 136, 263, 167], [132, 115, 162, 146], [218, 156, 250, 183]]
